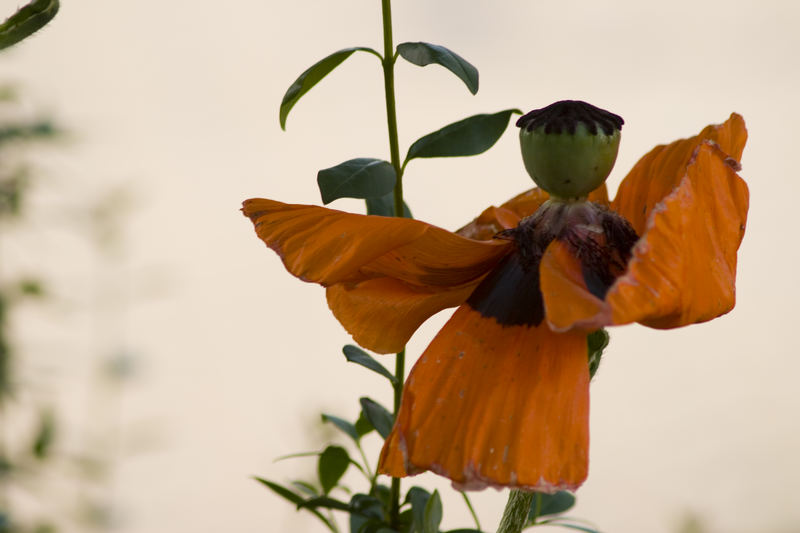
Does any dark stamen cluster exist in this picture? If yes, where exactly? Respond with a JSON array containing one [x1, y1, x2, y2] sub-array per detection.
[[467, 201, 639, 327], [516, 100, 624, 135]]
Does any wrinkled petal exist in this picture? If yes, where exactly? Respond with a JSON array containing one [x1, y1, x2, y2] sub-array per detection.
[[242, 199, 511, 352], [378, 305, 589, 492], [540, 140, 749, 330], [608, 142, 749, 327], [613, 113, 746, 234], [457, 184, 609, 240]]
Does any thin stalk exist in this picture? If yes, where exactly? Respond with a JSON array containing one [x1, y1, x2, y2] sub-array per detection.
[[461, 491, 482, 531], [380, 0, 406, 528], [496, 490, 534, 533]]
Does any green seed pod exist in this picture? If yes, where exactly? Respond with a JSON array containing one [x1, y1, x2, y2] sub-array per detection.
[[517, 100, 623, 200]]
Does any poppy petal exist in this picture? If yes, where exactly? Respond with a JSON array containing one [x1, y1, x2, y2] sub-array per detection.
[[613, 113, 746, 234], [243, 199, 509, 286], [378, 305, 590, 492], [243, 199, 511, 353], [539, 240, 611, 332], [326, 279, 480, 354], [607, 142, 749, 327]]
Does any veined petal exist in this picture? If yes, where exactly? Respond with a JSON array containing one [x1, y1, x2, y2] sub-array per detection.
[[613, 113, 746, 234], [242, 199, 511, 353], [378, 305, 590, 492], [607, 142, 749, 327]]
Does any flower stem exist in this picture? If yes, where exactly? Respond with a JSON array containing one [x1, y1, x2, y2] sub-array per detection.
[[380, 0, 403, 218], [496, 490, 533, 533], [380, 0, 406, 528]]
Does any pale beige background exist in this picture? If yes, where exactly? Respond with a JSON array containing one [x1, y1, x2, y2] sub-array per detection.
[[1, 0, 798, 532]]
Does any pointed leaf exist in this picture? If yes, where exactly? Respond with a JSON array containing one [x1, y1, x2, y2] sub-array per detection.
[[359, 397, 394, 439], [343, 345, 398, 384], [405, 109, 521, 163], [365, 191, 413, 218], [318, 158, 397, 204], [587, 329, 609, 379], [397, 42, 478, 94], [422, 490, 443, 533], [280, 47, 380, 129], [0, 0, 59, 52], [254, 477, 337, 532], [321, 413, 360, 442], [318, 445, 350, 494]]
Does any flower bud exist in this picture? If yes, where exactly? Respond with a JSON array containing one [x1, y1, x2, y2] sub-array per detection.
[[517, 100, 623, 200]]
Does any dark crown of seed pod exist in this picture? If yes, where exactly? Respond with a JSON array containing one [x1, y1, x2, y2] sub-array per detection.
[[516, 100, 624, 136]]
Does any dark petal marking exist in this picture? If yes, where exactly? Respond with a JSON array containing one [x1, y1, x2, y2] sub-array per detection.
[[466, 252, 545, 327], [516, 100, 624, 135]]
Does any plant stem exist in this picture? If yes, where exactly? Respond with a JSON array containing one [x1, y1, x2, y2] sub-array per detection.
[[380, 0, 403, 218], [380, 0, 406, 528], [461, 491, 482, 531], [496, 490, 534, 533]]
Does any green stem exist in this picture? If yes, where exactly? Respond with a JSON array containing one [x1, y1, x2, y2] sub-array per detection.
[[496, 490, 534, 533], [380, 0, 403, 218], [380, 0, 406, 527], [461, 491, 482, 531]]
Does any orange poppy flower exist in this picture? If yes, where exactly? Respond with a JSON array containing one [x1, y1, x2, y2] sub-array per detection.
[[242, 112, 748, 493]]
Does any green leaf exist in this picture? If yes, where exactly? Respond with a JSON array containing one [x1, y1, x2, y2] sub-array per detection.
[[587, 329, 609, 379], [318, 445, 350, 494], [422, 490, 443, 533], [349, 493, 385, 533], [280, 47, 380, 130], [298, 495, 352, 512], [321, 413, 360, 442], [343, 345, 398, 384], [0, 0, 59, 52], [397, 42, 478, 95], [405, 109, 521, 163], [365, 191, 413, 218], [318, 158, 397, 204], [406, 486, 431, 533], [292, 480, 319, 496], [359, 397, 394, 439], [444, 530, 484, 533], [536, 491, 576, 517], [254, 477, 337, 532], [355, 411, 374, 437]]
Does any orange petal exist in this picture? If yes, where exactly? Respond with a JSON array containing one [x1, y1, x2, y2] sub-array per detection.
[[613, 113, 747, 234], [326, 279, 480, 354], [607, 142, 749, 327], [456, 184, 609, 241], [243, 199, 508, 286], [379, 305, 590, 492], [540, 240, 611, 332], [243, 199, 511, 353]]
